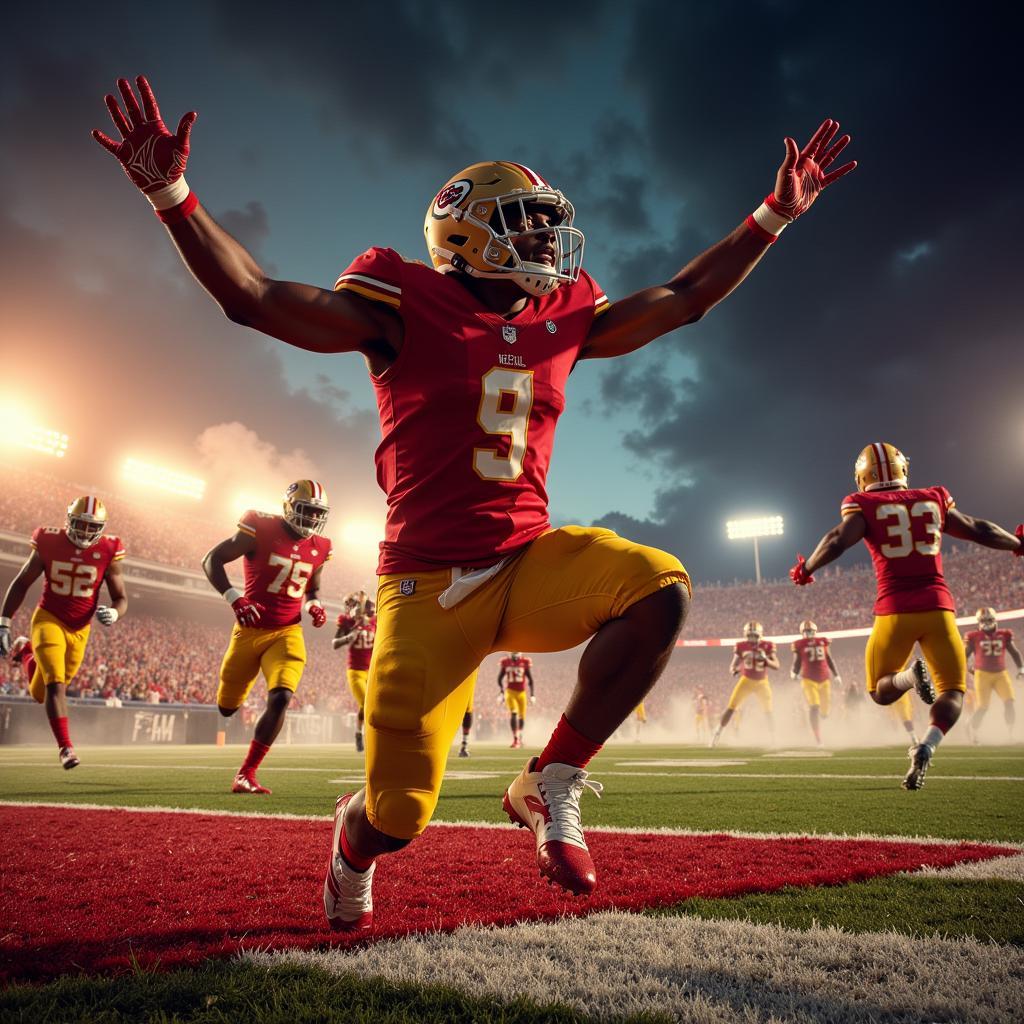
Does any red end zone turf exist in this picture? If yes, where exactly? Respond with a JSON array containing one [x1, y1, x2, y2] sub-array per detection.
[[0, 805, 1014, 982]]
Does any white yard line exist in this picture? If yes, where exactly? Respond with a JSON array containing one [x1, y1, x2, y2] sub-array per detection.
[[2, 799, 1019, 849], [249, 912, 1024, 1024]]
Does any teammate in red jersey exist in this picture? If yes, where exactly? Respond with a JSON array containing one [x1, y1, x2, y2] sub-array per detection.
[[202, 481, 332, 794], [333, 590, 376, 753], [964, 607, 1021, 742], [0, 497, 127, 769], [791, 443, 1023, 789], [791, 620, 842, 747], [498, 652, 535, 748], [711, 622, 779, 746], [96, 75, 855, 926]]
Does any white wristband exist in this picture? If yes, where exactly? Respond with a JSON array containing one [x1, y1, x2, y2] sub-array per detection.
[[145, 177, 191, 211], [0, 616, 10, 628], [224, 587, 243, 605], [751, 201, 791, 237], [304, 599, 323, 615]]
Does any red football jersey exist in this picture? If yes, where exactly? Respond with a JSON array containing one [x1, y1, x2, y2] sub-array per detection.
[[336, 614, 376, 671], [236, 511, 332, 628], [965, 628, 1014, 672], [500, 656, 533, 691], [840, 486, 956, 615], [733, 640, 775, 681], [30, 527, 125, 630], [335, 247, 610, 574], [792, 636, 832, 682]]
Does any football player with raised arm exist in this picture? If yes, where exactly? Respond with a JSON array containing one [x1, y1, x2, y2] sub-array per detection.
[[333, 590, 376, 754], [790, 620, 841, 747], [498, 651, 535, 748], [964, 607, 1022, 741], [791, 443, 1023, 789], [710, 621, 779, 747], [95, 76, 855, 929], [0, 497, 127, 769], [202, 481, 332, 794]]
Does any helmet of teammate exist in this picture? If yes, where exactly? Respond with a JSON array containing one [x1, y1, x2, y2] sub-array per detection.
[[364, 599, 376, 616], [800, 620, 817, 637], [976, 607, 997, 631], [743, 621, 763, 642], [854, 442, 909, 492], [66, 496, 107, 548], [424, 161, 584, 297], [509, 651, 522, 660], [282, 480, 329, 538]]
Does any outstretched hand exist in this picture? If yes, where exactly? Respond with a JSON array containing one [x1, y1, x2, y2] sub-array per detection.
[[771, 119, 856, 221], [93, 76, 196, 195]]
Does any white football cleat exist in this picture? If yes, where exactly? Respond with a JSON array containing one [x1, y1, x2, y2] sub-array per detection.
[[59, 746, 80, 771], [323, 793, 374, 934], [503, 757, 603, 895]]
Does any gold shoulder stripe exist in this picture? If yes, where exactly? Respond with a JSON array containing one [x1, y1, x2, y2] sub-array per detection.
[[237, 522, 257, 536], [840, 504, 862, 517], [335, 281, 402, 308]]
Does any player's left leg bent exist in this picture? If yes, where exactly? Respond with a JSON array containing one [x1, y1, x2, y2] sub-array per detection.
[[498, 526, 689, 895], [217, 627, 263, 713]]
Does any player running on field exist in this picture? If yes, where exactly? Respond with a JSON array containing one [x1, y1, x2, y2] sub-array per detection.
[[498, 652, 535, 748], [964, 607, 1021, 742], [96, 75, 855, 928], [790, 620, 842, 748], [710, 622, 779, 747], [693, 688, 710, 743], [202, 481, 333, 794], [791, 442, 1023, 790], [0, 497, 127, 770], [458, 673, 479, 758], [333, 590, 376, 754]]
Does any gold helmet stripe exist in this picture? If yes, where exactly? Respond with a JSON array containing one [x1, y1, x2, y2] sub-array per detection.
[[872, 442, 890, 483]]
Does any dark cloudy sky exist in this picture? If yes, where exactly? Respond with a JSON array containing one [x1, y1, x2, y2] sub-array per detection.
[[2, 1, 1020, 582]]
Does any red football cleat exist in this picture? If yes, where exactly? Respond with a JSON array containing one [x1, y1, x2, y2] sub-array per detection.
[[503, 756, 603, 896], [231, 771, 271, 794], [323, 793, 375, 934]]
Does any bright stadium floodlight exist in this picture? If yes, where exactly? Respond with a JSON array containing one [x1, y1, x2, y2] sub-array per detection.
[[231, 491, 279, 518], [122, 457, 206, 500], [726, 515, 784, 585], [340, 518, 384, 551], [0, 400, 70, 458]]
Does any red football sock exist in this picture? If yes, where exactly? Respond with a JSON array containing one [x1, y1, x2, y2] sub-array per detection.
[[340, 822, 375, 872], [240, 740, 271, 775], [535, 715, 603, 772], [49, 716, 71, 750]]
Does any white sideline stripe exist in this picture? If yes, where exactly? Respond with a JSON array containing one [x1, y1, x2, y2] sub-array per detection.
[[679, 605, 1024, 646], [2, 800, 1019, 850], [909, 852, 1024, 882], [248, 912, 1024, 1024]]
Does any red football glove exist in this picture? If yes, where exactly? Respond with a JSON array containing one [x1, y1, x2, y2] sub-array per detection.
[[770, 119, 857, 222], [231, 596, 265, 628], [1015, 524, 1024, 557], [92, 76, 196, 195], [307, 602, 328, 628], [789, 554, 815, 586]]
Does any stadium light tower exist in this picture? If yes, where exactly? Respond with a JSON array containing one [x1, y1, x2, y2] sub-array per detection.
[[0, 400, 69, 458], [122, 457, 206, 500], [726, 515, 784, 585]]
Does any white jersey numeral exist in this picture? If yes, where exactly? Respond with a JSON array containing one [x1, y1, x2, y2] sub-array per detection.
[[473, 368, 535, 481], [267, 553, 314, 598], [49, 561, 99, 598], [877, 501, 942, 558]]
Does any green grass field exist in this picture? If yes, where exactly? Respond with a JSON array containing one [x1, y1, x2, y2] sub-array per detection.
[[2, 740, 1022, 1023]]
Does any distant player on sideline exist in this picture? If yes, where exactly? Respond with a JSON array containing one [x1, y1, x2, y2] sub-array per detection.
[[632, 701, 647, 741], [693, 688, 710, 743], [333, 590, 376, 754], [498, 652, 535, 748], [790, 620, 841, 747], [711, 622, 779, 746], [458, 672, 479, 757], [0, 497, 127, 769], [964, 607, 1021, 742], [202, 481, 332, 794], [791, 442, 1023, 789]]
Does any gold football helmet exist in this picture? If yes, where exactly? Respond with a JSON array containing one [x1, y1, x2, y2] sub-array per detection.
[[854, 442, 909, 491], [66, 496, 107, 548], [344, 589, 368, 616], [424, 161, 584, 297], [743, 621, 764, 642], [976, 607, 997, 631], [800, 620, 817, 637], [282, 480, 329, 538]]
